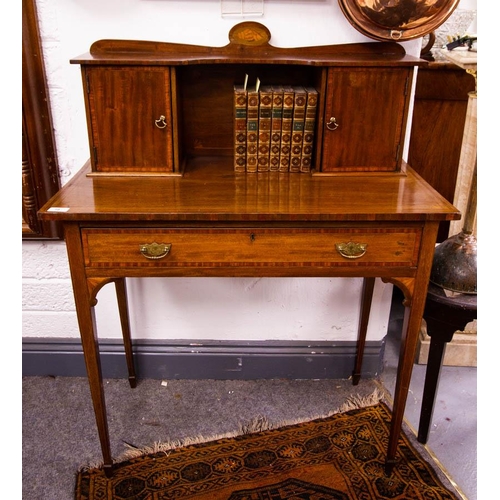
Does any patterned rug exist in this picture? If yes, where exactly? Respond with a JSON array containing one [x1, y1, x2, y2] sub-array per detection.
[[75, 401, 461, 499]]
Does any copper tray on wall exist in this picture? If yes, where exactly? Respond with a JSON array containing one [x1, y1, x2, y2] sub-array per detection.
[[339, 0, 461, 41]]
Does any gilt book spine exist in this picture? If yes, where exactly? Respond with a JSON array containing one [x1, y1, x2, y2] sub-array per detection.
[[290, 86, 307, 173], [269, 85, 284, 172], [233, 84, 248, 172], [300, 86, 318, 173], [257, 85, 273, 172], [246, 88, 259, 173], [279, 85, 294, 173]]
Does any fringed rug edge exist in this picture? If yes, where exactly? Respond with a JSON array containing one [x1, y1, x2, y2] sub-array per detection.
[[79, 388, 383, 472]]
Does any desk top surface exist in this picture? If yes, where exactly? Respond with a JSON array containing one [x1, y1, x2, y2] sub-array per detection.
[[39, 158, 460, 224]]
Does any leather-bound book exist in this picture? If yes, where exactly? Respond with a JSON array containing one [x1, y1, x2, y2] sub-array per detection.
[[279, 85, 295, 173], [269, 85, 284, 172], [290, 86, 307, 173], [246, 86, 259, 173], [257, 85, 273, 172], [301, 86, 318, 173], [233, 84, 248, 172]]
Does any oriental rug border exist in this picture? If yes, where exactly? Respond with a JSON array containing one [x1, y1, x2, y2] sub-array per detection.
[[75, 393, 462, 500]]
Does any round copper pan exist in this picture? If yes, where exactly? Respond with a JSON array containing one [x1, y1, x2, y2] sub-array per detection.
[[339, 0, 461, 42]]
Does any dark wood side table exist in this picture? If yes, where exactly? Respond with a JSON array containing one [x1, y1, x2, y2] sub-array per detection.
[[417, 282, 477, 444]]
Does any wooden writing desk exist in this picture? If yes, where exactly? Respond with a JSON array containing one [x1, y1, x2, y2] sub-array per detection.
[[39, 159, 459, 476], [38, 23, 460, 476]]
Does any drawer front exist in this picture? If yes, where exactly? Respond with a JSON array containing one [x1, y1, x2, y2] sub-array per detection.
[[82, 228, 421, 268]]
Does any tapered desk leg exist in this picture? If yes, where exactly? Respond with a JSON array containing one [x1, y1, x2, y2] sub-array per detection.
[[115, 278, 137, 388], [385, 304, 417, 475], [385, 222, 439, 475], [385, 297, 430, 475], [85, 306, 114, 477], [352, 277, 375, 385], [64, 224, 114, 476]]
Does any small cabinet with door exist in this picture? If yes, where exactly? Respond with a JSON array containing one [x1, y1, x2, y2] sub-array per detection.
[[83, 66, 180, 175], [320, 67, 412, 173]]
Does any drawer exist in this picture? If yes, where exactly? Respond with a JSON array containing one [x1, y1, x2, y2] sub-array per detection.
[[81, 228, 421, 268]]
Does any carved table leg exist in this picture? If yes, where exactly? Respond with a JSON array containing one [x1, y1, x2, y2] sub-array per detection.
[[352, 277, 375, 385], [114, 278, 137, 388]]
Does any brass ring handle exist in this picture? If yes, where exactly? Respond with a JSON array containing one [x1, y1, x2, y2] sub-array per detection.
[[155, 115, 167, 129], [335, 241, 367, 259], [390, 30, 403, 40], [326, 117, 339, 131], [139, 242, 171, 260]]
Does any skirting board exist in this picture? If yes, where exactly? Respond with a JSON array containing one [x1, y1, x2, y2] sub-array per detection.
[[22, 338, 385, 380]]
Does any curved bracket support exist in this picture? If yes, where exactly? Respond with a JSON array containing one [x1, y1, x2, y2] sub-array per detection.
[[382, 277, 415, 308], [87, 277, 116, 307]]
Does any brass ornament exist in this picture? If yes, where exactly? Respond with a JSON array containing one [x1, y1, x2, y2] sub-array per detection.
[[155, 115, 167, 129], [326, 117, 340, 131], [335, 241, 368, 259], [338, 0, 461, 42], [139, 242, 172, 260]]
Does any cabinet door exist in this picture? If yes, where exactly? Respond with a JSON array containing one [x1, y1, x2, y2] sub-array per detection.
[[85, 66, 175, 173], [320, 68, 411, 172]]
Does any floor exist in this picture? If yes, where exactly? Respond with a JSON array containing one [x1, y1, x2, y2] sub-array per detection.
[[381, 288, 477, 500], [22, 288, 477, 499]]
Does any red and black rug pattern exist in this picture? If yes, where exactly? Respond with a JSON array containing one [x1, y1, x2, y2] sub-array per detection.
[[75, 402, 460, 500]]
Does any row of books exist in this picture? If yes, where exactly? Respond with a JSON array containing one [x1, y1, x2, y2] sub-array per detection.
[[234, 84, 318, 173]]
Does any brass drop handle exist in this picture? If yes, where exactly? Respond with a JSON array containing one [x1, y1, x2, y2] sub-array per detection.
[[335, 241, 367, 259], [139, 242, 171, 260], [155, 115, 167, 129], [326, 116, 339, 131]]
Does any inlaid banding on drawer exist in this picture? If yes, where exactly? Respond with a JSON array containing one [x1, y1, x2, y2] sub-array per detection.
[[81, 228, 421, 268]]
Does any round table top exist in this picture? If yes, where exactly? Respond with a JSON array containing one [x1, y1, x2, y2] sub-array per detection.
[[426, 282, 477, 310]]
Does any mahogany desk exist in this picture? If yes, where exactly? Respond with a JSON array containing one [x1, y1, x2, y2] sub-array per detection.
[[39, 158, 459, 476]]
